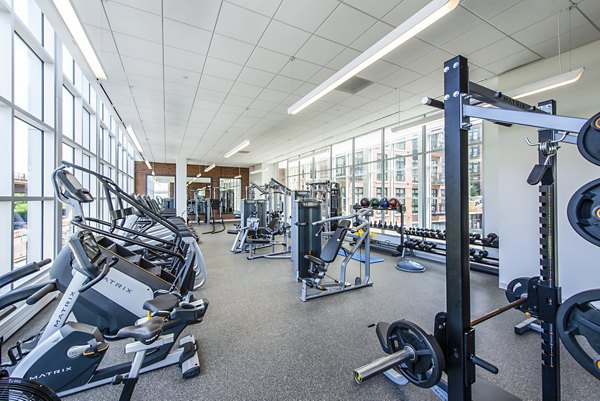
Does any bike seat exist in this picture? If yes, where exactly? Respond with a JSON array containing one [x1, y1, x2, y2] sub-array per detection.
[[144, 293, 180, 314], [116, 316, 164, 344]]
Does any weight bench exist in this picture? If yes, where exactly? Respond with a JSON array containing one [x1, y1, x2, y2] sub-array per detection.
[[303, 220, 351, 285]]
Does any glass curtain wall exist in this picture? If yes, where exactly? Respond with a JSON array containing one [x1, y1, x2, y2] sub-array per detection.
[[1, 1, 135, 274], [281, 120, 484, 233]]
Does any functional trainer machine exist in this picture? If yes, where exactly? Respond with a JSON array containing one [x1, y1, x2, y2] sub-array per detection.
[[292, 200, 373, 301], [354, 55, 600, 400]]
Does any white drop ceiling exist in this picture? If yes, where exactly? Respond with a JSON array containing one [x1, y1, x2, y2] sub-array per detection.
[[69, 0, 600, 165]]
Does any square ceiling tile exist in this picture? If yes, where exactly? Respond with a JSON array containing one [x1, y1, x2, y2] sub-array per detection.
[[113, 33, 162, 64], [468, 37, 528, 68], [257, 88, 289, 103], [229, 81, 264, 98], [104, 2, 162, 42], [275, 0, 339, 32], [404, 47, 454, 76], [226, 0, 283, 17], [306, 67, 337, 84], [416, 6, 482, 47], [203, 57, 244, 80], [259, 20, 311, 56], [379, 67, 424, 89], [280, 58, 322, 81], [441, 22, 506, 56], [381, 37, 436, 67], [164, 66, 201, 86], [343, 0, 401, 19], [112, 0, 162, 15], [295, 35, 345, 66], [164, 19, 212, 55], [198, 75, 235, 94], [489, 0, 565, 35], [208, 34, 255, 65], [267, 75, 303, 93], [511, 11, 588, 49], [316, 3, 377, 46], [121, 56, 163, 79], [246, 47, 291, 73], [460, 0, 522, 19], [356, 60, 398, 82], [483, 49, 539, 75], [215, 1, 271, 44], [382, 0, 431, 26], [164, 46, 206, 72], [164, 0, 221, 31], [326, 47, 361, 70], [237, 67, 276, 87], [350, 21, 395, 52]]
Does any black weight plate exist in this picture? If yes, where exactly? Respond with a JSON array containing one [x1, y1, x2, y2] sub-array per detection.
[[567, 178, 600, 247], [386, 319, 444, 388], [505, 277, 530, 303], [578, 112, 600, 166], [556, 289, 600, 380]]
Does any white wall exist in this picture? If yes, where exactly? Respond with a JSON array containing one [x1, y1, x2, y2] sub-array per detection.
[[492, 40, 600, 297]]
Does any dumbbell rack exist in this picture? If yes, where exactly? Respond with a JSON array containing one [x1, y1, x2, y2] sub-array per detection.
[[365, 206, 404, 256], [402, 228, 499, 276]]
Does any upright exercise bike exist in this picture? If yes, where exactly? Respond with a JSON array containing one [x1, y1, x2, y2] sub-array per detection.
[[1, 230, 206, 399]]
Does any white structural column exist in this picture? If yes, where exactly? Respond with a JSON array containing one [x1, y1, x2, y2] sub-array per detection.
[[175, 158, 187, 217]]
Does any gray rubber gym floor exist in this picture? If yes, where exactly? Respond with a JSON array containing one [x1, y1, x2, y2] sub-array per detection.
[[8, 227, 599, 400]]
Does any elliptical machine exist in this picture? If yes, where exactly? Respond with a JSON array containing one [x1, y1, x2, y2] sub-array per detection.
[[1, 230, 207, 399]]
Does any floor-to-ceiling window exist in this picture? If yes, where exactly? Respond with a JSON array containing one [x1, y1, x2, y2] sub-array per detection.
[[1, 1, 136, 274], [280, 119, 484, 233]]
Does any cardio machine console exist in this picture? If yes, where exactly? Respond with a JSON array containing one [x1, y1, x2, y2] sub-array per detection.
[[68, 231, 103, 278]]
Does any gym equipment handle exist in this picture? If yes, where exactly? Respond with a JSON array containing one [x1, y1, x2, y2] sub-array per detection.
[[354, 346, 415, 383], [79, 257, 117, 293], [470, 355, 499, 374], [26, 280, 58, 305]]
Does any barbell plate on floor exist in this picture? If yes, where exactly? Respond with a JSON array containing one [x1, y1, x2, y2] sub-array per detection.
[[577, 112, 600, 166], [567, 178, 600, 247]]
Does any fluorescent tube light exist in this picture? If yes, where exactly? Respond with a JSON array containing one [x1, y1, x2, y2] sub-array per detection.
[[250, 168, 267, 175], [224, 139, 250, 158], [287, 0, 459, 115], [144, 160, 152, 170], [126, 124, 144, 154], [151, 170, 156, 176], [234, 174, 242, 179], [508, 67, 585, 99], [196, 173, 202, 177], [52, 0, 107, 80], [205, 163, 216, 172]]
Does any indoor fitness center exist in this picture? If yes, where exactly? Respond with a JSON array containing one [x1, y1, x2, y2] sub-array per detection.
[[1, 0, 600, 400]]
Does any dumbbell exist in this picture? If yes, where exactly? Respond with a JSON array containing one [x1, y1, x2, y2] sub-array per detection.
[[377, 220, 383, 229], [482, 233, 499, 247], [383, 222, 388, 229]]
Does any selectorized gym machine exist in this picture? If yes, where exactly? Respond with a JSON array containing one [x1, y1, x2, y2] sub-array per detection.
[[230, 198, 268, 254], [292, 199, 373, 302], [306, 180, 340, 231], [354, 55, 600, 401]]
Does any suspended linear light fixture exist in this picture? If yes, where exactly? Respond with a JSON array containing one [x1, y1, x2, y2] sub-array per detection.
[[250, 168, 268, 175], [287, 0, 459, 114], [144, 159, 152, 170], [508, 67, 584, 99], [52, 0, 107, 80], [224, 139, 250, 158], [126, 124, 144, 154], [205, 163, 216, 172]]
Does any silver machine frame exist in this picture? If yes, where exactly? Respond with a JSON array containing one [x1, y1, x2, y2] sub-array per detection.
[[300, 208, 374, 302]]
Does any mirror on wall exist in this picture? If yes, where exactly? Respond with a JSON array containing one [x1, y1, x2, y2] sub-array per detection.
[[147, 175, 175, 201], [219, 178, 242, 214], [186, 176, 212, 221]]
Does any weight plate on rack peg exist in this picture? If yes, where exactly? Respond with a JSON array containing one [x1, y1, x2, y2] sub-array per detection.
[[578, 112, 600, 166], [567, 178, 600, 247]]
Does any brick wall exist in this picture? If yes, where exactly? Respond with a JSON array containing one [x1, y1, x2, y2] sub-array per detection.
[[135, 161, 250, 219]]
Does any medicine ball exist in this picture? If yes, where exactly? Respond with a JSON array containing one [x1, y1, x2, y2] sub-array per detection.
[[360, 197, 370, 207], [370, 198, 380, 208], [379, 197, 389, 208], [389, 198, 399, 208]]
